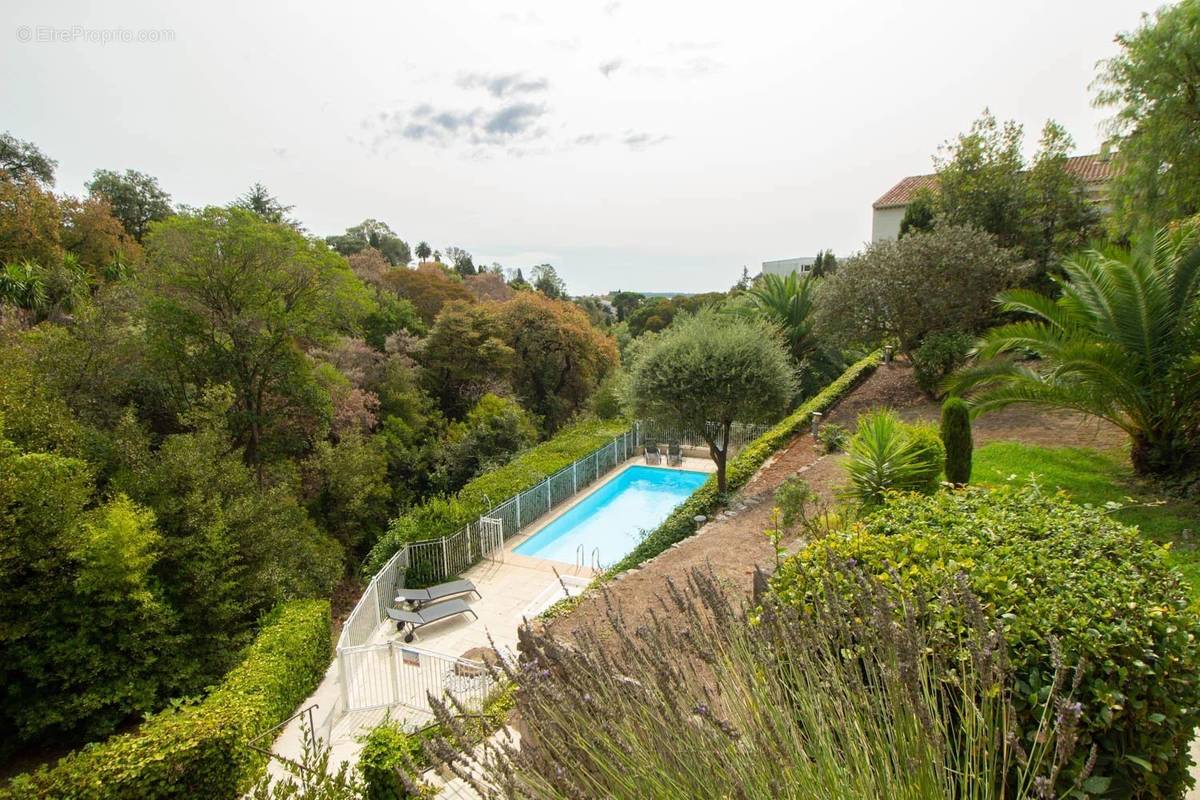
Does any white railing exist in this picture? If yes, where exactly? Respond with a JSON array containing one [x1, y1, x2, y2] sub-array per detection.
[[338, 642, 495, 717]]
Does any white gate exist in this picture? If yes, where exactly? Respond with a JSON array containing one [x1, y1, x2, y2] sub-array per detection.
[[338, 641, 494, 716], [339, 644, 398, 711], [479, 517, 504, 563]]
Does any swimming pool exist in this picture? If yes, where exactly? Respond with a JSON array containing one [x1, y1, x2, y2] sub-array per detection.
[[513, 465, 710, 566]]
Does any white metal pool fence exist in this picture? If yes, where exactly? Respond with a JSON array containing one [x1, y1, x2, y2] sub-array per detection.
[[334, 419, 768, 715], [338, 642, 496, 718], [339, 427, 638, 651]]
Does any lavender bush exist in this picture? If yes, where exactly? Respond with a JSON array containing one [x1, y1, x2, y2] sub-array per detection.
[[418, 565, 1091, 799]]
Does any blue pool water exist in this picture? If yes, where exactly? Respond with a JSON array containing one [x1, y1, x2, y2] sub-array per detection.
[[514, 465, 709, 565]]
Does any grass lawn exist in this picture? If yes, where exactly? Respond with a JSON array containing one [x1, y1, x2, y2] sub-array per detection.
[[973, 441, 1200, 599]]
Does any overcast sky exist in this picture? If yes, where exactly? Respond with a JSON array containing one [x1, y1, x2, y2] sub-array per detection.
[[3, 0, 1159, 295]]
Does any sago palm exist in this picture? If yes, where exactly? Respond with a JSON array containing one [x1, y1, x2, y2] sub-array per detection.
[[951, 222, 1200, 475], [745, 271, 820, 362], [745, 272, 845, 394]]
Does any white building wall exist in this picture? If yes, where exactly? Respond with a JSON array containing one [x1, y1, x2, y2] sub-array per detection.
[[761, 257, 816, 277], [871, 207, 905, 242]]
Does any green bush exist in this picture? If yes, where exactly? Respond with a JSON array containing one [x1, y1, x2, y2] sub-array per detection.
[[771, 486, 1200, 798], [911, 330, 974, 397], [358, 683, 515, 798], [2, 600, 331, 800], [844, 409, 943, 506], [607, 351, 880, 575], [358, 721, 426, 800], [816, 422, 850, 453], [364, 417, 629, 574], [589, 369, 625, 420], [941, 396, 973, 485], [435, 393, 538, 492]]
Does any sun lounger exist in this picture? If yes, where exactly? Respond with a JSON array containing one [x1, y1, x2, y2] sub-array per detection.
[[644, 441, 662, 465], [386, 598, 478, 643], [667, 441, 683, 466], [395, 578, 481, 609]]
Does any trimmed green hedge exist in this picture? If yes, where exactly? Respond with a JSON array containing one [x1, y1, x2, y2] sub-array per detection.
[[2, 600, 331, 800], [771, 486, 1200, 799], [606, 351, 880, 575], [365, 417, 630, 574]]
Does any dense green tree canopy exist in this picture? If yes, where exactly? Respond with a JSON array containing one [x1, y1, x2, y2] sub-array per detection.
[[934, 111, 1100, 280], [0, 425, 176, 747], [420, 300, 514, 418], [610, 290, 645, 322], [627, 310, 794, 491], [1094, 0, 1200, 235], [85, 168, 173, 242], [326, 219, 410, 266], [234, 182, 299, 228], [496, 292, 618, 433], [436, 393, 538, 489], [0, 132, 57, 185], [141, 207, 372, 473], [815, 224, 1029, 353]]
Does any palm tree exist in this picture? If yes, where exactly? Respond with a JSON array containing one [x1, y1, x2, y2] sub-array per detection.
[[745, 272, 819, 361], [0, 255, 91, 323], [951, 223, 1200, 475], [415, 240, 431, 262], [744, 271, 845, 396], [0, 260, 47, 316]]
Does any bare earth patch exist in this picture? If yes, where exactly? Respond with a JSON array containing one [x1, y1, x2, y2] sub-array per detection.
[[549, 361, 1125, 643]]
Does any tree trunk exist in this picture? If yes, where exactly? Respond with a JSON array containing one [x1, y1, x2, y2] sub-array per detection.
[[1130, 431, 1192, 476], [712, 445, 727, 494], [707, 420, 733, 494]]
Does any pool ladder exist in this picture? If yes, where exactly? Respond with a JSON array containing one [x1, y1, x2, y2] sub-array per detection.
[[575, 545, 603, 574]]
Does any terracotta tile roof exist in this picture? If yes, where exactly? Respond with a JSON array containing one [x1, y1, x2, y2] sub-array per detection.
[[872, 174, 939, 209], [872, 153, 1115, 209], [1062, 153, 1116, 183]]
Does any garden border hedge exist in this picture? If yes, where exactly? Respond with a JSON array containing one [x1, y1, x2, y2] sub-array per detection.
[[364, 417, 630, 575], [1, 599, 331, 800], [604, 350, 880, 576]]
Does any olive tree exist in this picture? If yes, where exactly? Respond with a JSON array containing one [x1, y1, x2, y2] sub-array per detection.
[[815, 224, 1029, 353], [626, 310, 795, 492]]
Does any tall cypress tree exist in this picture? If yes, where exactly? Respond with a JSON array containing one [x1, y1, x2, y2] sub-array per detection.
[[941, 396, 973, 485]]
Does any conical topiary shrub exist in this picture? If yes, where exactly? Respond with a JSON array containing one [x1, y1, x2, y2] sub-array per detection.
[[941, 397, 973, 485]]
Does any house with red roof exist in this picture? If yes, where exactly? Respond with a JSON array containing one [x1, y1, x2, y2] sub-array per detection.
[[870, 153, 1115, 242]]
